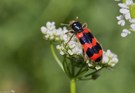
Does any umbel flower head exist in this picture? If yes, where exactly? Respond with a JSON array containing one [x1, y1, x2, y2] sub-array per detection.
[[116, 0, 135, 37], [41, 21, 118, 80]]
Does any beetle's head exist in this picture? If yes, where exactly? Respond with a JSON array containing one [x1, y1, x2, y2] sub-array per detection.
[[69, 20, 83, 32]]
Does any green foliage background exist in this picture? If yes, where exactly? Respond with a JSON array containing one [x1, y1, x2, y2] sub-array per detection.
[[0, 0, 135, 93]]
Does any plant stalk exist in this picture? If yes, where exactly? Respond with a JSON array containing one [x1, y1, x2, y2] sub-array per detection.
[[70, 79, 76, 93]]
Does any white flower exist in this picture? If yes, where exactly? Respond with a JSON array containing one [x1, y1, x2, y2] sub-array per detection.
[[116, 15, 123, 20], [116, 0, 135, 37], [129, 19, 135, 23], [60, 51, 65, 55], [124, 12, 131, 20], [56, 45, 61, 50], [102, 55, 109, 62], [116, 15, 125, 26], [118, 20, 125, 26], [102, 50, 118, 67], [68, 50, 74, 55], [121, 29, 131, 37], [130, 24, 135, 31], [41, 26, 47, 34], [118, 3, 128, 8], [120, 8, 129, 14], [126, 0, 133, 5], [41, 22, 68, 41], [46, 22, 55, 30]]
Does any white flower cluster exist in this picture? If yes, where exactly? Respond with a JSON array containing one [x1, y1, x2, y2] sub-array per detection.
[[102, 49, 118, 67], [56, 40, 82, 56], [41, 22, 119, 69], [41, 22, 83, 56], [116, 0, 135, 37], [41, 22, 68, 41]]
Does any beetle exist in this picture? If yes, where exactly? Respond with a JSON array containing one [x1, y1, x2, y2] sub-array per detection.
[[67, 20, 103, 62]]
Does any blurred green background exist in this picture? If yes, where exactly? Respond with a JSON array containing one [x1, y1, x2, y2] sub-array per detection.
[[1, 0, 135, 93]]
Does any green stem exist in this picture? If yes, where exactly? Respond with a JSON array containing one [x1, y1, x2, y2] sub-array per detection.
[[63, 57, 71, 78], [70, 79, 76, 93], [50, 43, 64, 71], [75, 68, 88, 78], [75, 62, 86, 76]]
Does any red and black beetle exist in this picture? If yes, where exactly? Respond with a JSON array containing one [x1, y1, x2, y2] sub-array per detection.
[[68, 20, 103, 62]]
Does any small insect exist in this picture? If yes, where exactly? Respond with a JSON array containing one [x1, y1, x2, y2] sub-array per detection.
[[66, 19, 103, 62]]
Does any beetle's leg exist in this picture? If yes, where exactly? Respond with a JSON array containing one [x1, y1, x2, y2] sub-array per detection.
[[65, 34, 75, 47], [83, 49, 85, 59], [65, 30, 74, 34], [83, 49, 87, 61]]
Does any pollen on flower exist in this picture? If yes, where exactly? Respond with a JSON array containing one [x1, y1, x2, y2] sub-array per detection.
[[116, 0, 135, 37]]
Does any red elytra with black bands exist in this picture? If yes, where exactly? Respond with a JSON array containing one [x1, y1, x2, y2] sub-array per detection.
[[69, 21, 103, 62]]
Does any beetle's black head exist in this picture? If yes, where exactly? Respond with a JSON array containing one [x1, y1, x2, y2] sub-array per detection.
[[70, 21, 83, 32]]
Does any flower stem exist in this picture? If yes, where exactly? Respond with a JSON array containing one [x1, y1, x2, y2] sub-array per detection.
[[50, 43, 64, 71], [70, 79, 76, 93]]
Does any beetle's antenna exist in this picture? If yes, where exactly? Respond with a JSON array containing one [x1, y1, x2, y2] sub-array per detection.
[[61, 23, 69, 26]]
